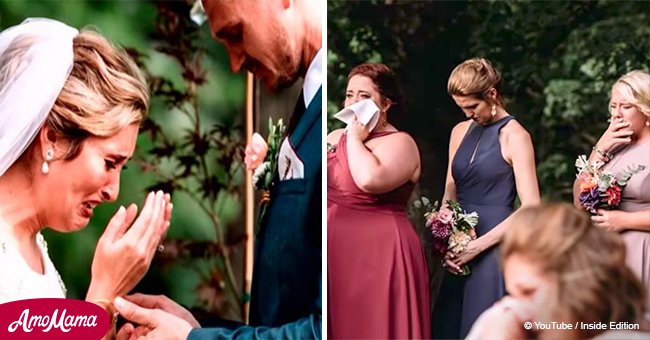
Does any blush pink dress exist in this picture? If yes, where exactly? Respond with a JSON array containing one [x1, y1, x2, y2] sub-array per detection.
[[602, 141, 650, 315]]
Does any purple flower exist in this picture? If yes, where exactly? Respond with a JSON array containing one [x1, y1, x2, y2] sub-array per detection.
[[430, 220, 451, 241], [579, 187, 601, 213]]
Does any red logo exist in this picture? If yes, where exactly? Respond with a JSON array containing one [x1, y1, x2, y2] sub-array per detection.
[[0, 298, 110, 339]]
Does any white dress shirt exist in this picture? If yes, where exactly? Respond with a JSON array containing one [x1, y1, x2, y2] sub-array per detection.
[[302, 48, 323, 107]]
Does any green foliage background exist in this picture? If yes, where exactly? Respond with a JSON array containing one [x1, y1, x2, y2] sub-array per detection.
[[0, 0, 246, 321], [328, 0, 650, 202]]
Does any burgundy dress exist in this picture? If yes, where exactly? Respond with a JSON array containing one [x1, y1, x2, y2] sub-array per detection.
[[327, 131, 431, 339]]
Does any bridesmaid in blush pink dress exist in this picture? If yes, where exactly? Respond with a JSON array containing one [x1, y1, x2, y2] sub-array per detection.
[[575, 70, 650, 316], [327, 63, 430, 339]]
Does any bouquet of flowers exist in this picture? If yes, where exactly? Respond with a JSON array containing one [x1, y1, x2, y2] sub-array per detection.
[[575, 155, 645, 213], [413, 197, 479, 275]]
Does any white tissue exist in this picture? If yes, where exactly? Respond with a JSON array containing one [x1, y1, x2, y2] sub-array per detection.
[[333, 99, 381, 132]]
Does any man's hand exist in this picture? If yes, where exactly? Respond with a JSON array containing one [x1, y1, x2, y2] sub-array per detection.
[[114, 296, 193, 340], [123, 294, 200, 328]]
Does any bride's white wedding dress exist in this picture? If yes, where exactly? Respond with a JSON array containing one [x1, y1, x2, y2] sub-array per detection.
[[0, 231, 66, 303]]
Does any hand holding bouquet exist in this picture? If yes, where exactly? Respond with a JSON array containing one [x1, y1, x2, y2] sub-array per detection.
[[414, 197, 479, 275], [575, 155, 645, 213]]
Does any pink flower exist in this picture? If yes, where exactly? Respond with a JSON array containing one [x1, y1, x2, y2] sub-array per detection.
[[244, 133, 268, 171], [438, 207, 454, 224]]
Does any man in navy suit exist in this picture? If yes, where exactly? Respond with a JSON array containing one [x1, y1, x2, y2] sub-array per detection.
[[114, 0, 322, 339]]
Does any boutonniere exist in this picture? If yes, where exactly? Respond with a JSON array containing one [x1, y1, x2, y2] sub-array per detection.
[[245, 119, 285, 223]]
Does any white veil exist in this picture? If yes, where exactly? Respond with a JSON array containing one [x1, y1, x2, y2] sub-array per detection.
[[0, 18, 78, 176]]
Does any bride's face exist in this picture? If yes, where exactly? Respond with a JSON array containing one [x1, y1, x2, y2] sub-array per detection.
[[37, 124, 139, 232], [503, 253, 558, 324]]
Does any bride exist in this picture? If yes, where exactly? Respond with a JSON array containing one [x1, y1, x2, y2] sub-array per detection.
[[0, 18, 170, 320]]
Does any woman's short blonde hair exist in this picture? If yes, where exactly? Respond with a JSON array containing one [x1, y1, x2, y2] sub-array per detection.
[[447, 58, 504, 107], [45, 29, 149, 160], [612, 69, 650, 120], [502, 202, 647, 338]]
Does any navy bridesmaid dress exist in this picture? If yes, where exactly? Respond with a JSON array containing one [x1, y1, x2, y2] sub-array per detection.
[[432, 115, 516, 338]]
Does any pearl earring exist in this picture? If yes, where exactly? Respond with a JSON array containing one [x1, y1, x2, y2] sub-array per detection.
[[41, 149, 54, 174], [491, 105, 497, 117], [646, 120, 650, 127]]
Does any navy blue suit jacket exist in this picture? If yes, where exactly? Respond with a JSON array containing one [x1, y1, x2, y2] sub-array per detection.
[[189, 87, 322, 339]]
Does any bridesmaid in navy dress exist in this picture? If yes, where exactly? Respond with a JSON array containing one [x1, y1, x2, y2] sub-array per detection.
[[432, 58, 540, 338]]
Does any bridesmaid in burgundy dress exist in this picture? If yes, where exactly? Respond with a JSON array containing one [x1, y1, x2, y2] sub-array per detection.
[[327, 63, 430, 339]]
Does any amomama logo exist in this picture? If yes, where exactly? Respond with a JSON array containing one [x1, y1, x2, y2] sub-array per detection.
[[0, 298, 110, 339]]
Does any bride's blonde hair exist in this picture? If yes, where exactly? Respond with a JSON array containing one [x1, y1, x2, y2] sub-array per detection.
[[45, 29, 149, 160], [502, 202, 648, 338], [5, 28, 148, 168]]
